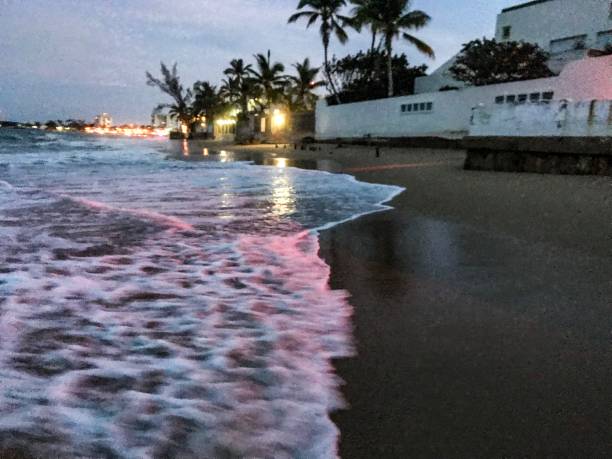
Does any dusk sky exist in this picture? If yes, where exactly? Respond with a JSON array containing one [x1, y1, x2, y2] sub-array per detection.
[[0, 0, 522, 124]]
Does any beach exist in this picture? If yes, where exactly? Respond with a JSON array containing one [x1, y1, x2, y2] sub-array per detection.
[[197, 142, 612, 457], [2, 133, 611, 457]]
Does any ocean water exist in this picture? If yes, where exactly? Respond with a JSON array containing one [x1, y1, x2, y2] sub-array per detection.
[[0, 129, 403, 458]]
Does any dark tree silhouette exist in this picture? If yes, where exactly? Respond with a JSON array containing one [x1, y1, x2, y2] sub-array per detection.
[[328, 50, 427, 103], [359, 0, 434, 97], [449, 38, 554, 86], [146, 62, 194, 136], [286, 58, 325, 111], [222, 59, 259, 118], [248, 50, 287, 112]]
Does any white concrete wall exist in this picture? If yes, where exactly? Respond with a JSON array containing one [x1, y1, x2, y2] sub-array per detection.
[[470, 100, 612, 137], [316, 77, 558, 139], [495, 0, 612, 51], [317, 56, 611, 140]]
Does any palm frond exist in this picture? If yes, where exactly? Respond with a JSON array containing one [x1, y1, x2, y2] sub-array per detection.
[[398, 10, 431, 29], [402, 32, 435, 57]]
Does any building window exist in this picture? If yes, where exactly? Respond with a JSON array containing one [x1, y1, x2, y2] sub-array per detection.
[[550, 34, 588, 53], [495, 92, 554, 106], [529, 93, 541, 103], [502, 26, 511, 40], [401, 102, 433, 115]]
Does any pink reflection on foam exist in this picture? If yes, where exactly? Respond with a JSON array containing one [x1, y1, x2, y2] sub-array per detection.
[[65, 196, 195, 232], [0, 221, 353, 457]]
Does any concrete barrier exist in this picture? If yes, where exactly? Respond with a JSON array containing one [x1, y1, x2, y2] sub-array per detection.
[[463, 136, 612, 175]]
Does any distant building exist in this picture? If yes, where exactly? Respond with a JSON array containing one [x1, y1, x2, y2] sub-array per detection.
[[94, 113, 113, 128], [151, 113, 179, 131], [415, 0, 612, 93]]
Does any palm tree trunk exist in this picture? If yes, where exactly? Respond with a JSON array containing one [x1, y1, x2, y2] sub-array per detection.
[[370, 31, 377, 54], [386, 38, 394, 98], [324, 41, 342, 105], [241, 96, 249, 120]]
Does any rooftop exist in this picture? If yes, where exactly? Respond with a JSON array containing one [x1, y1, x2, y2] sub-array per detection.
[[501, 0, 556, 13]]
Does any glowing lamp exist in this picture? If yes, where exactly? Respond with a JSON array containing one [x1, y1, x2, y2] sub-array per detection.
[[272, 109, 286, 129], [215, 119, 236, 126]]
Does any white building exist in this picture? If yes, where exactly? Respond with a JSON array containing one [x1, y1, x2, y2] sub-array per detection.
[[495, 0, 612, 51], [316, 0, 612, 140], [316, 55, 612, 139], [94, 113, 113, 128], [415, 0, 612, 93]]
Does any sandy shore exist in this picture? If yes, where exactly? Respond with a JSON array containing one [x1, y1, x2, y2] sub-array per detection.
[[185, 142, 612, 457]]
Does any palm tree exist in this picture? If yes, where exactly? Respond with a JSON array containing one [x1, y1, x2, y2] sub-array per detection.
[[219, 76, 239, 102], [287, 58, 325, 111], [192, 81, 222, 128], [146, 62, 194, 136], [369, 0, 434, 97], [288, 0, 351, 104], [224, 58, 253, 84], [350, 0, 381, 53], [222, 59, 258, 118], [248, 50, 287, 112]]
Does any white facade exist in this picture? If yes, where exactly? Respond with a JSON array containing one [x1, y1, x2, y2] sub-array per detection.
[[495, 0, 612, 51], [415, 0, 612, 93], [470, 99, 612, 137], [316, 55, 612, 140]]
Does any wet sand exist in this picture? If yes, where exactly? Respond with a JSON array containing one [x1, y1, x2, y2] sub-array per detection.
[[204, 143, 612, 458]]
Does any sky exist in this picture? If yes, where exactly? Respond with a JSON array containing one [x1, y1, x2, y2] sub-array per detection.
[[0, 0, 523, 124]]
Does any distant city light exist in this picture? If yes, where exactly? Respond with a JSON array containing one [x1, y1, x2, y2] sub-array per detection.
[[83, 126, 169, 137]]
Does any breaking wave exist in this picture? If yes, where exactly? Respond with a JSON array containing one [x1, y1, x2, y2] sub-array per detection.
[[0, 130, 402, 458]]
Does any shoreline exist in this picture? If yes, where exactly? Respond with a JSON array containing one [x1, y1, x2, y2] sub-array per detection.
[[178, 141, 612, 456]]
